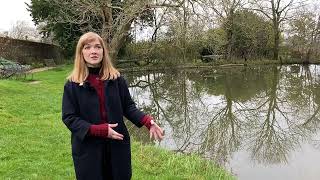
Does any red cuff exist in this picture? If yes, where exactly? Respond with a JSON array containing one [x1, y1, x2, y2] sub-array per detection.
[[88, 123, 109, 138], [141, 115, 153, 130]]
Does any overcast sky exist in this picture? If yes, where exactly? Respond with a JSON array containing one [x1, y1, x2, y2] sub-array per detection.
[[0, 0, 319, 33], [0, 0, 34, 32]]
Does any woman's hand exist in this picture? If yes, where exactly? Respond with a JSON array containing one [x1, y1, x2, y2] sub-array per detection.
[[108, 123, 124, 140], [149, 121, 164, 141]]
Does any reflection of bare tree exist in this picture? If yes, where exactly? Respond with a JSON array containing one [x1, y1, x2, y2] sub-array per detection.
[[248, 65, 320, 164], [310, 139, 320, 150], [130, 73, 171, 121], [125, 65, 320, 166], [200, 77, 242, 166], [200, 65, 320, 164], [126, 70, 201, 150], [296, 66, 320, 141], [248, 66, 296, 163], [283, 65, 320, 136]]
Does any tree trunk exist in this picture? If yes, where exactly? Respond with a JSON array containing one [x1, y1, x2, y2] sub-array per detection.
[[226, 31, 233, 61], [108, 17, 136, 63], [224, 12, 234, 61], [101, 1, 113, 44], [273, 23, 280, 60], [304, 48, 311, 64], [181, 1, 188, 63]]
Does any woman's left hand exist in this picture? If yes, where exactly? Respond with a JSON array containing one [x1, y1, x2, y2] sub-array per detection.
[[149, 122, 164, 141]]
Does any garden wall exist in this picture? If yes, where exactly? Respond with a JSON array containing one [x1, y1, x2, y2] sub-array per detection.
[[0, 36, 65, 65]]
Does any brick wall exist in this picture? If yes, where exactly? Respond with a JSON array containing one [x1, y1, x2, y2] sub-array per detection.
[[0, 36, 65, 65]]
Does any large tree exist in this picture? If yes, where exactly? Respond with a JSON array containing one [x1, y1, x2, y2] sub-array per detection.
[[249, 0, 304, 60], [232, 10, 274, 59], [27, 0, 85, 56], [202, 0, 245, 60], [27, 0, 183, 62], [288, 6, 320, 62]]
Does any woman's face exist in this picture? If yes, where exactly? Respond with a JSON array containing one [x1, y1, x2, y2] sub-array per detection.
[[82, 39, 103, 66]]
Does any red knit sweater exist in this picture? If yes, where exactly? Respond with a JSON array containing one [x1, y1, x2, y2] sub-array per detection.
[[87, 70, 152, 138]]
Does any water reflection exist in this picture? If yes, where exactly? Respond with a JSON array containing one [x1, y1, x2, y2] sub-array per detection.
[[124, 65, 320, 177]]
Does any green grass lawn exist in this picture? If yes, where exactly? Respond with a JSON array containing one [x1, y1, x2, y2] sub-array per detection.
[[0, 65, 234, 180]]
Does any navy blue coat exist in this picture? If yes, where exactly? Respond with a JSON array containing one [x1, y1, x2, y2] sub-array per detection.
[[62, 76, 145, 180]]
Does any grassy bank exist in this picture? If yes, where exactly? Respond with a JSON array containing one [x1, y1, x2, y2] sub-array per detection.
[[0, 65, 234, 180]]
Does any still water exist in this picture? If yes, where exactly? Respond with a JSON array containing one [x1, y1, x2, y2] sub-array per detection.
[[124, 65, 320, 180]]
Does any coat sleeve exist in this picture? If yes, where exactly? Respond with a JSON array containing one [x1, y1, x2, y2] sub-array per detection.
[[62, 82, 91, 141], [118, 76, 145, 127]]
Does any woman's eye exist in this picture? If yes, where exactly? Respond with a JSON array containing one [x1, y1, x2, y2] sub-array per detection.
[[84, 46, 90, 50]]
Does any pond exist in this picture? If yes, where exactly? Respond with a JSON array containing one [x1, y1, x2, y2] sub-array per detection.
[[124, 65, 320, 180]]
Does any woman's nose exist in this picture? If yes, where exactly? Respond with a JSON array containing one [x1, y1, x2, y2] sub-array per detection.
[[90, 48, 97, 54]]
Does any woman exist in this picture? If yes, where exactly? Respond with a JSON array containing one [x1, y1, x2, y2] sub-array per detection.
[[62, 32, 164, 180]]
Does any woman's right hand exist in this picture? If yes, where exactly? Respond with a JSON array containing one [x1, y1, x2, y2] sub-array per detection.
[[108, 123, 124, 140]]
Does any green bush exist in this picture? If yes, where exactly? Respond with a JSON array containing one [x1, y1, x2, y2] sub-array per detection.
[[123, 40, 202, 64]]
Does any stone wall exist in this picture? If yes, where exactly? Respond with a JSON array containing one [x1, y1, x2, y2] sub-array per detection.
[[0, 36, 65, 65]]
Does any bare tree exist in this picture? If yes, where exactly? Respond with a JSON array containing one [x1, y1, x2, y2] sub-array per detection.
[[8, 20, 40, 41], [39, 0, 185, 62], [249, 0, 306, 60], [161, 0, 206, 62], [198, 0, 246, 60], [0, 31, 9, 37], [288, 4, 320, 62]]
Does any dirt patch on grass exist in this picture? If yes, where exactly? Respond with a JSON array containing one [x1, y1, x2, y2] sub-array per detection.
[[27, 67, 55, 73], [27, 80, 41, 84]]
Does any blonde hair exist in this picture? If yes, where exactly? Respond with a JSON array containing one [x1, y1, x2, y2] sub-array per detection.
[[67, 32, 118, 83]]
